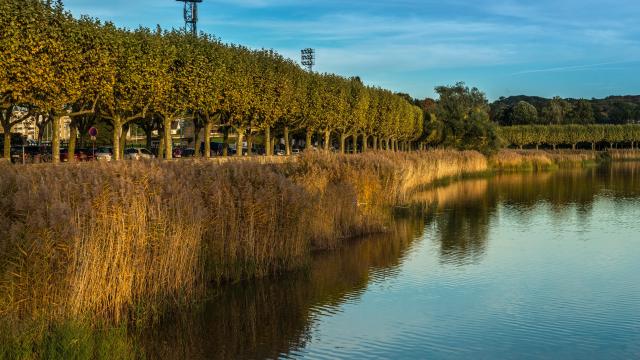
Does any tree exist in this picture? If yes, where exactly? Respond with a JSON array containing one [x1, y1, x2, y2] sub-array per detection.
[[434, 82, 499, 152], [568, 99, 595, 124], [512, 101, 538, 125], [542, 96, 572, 125], [99, 27, 153, 160], [146, 28, 184, 160], [0, 0, 96, 163]]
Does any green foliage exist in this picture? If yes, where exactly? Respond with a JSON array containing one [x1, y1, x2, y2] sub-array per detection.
[[431, 82, 500, 152], [498, 124, 640, 149], [492, 95, 639, 125], [512, 101, 538, 124]]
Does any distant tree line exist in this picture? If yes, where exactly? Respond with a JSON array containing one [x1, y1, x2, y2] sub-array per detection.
[[499, 124, 640, 150], [490, 95, 640, 125], [0, 0, 425, 162], [4, 1, 639, 162]]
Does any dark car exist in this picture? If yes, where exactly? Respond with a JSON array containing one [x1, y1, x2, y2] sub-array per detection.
[[200, 142, 235, 156], [60, 148, 94, 162], [181, 148, 196, 158], [11, 145, 51, 164], [0, 133, 25, 149]]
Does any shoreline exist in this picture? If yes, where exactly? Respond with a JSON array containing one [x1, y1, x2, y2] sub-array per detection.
[[1, 149, 639, 353]]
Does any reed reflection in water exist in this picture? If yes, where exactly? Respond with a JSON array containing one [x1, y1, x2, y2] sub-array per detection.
[[141, 162, 640, 359]]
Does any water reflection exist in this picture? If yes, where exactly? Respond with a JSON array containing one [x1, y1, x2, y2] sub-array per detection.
[[412, 162, 640, 266], [137, 216, 425, 359], [137, 162, 640, 359]]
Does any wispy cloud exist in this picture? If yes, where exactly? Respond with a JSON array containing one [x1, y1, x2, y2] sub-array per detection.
[[512, 60, 640, 75]]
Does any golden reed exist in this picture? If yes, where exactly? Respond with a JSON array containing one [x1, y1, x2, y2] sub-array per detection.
[[0, 149, 604, 326]]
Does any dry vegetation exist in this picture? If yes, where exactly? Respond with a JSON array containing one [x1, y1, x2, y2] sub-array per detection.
[[607, 149, 640, 161], [489, 150, 600, 171], [0, 150, 488, 328], [0, 148, 626, 334]]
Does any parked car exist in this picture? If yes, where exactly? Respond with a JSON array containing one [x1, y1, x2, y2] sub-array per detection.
[[172, 147, 183, 158], [292, 148, 301, 155], [276, 149, 286, 156], [181, 148, 196, 158], [124, 147, 155, 160], [95, 147, 113, 162], [11, 145, 51, 164], [60, 148, 93, 162]]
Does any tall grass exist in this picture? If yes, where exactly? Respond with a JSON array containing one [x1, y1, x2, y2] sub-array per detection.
[[607, 149, 640, 161], [490, 150, 600, 171], [0, 150, 489, 328], [0, 148, 619, 331]]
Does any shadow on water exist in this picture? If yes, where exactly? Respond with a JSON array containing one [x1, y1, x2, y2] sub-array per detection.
[[84, 162, 640, 358], [135, 215, 426, 359], [137, 163, 640, 359]]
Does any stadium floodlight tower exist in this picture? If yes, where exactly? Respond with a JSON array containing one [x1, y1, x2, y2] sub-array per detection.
[[176, 0, 203, 36], [301, 48, 315, 72]]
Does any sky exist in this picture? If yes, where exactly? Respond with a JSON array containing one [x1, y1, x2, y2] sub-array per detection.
[[62, 0, 640, 101]]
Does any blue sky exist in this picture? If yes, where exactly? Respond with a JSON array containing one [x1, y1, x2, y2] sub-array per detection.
[[63, 0, 640, 100]]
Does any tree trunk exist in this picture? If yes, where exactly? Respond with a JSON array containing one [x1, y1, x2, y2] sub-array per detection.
[[236, 129, 244, 157], [68, 122, 77, 163], [592, 142, 596, 151], [51, 116, 60, 164], [373, 137, 378, 150], [145, 127, 153, 151], [204, 121, 212, 158], [158, 128, 165, 159], [164, 117, 173, 160], [362, 134, 368, 152], [284, 126, 291, 155], [324, 130, 331, 151], [120, 123, 128, 158], [2, 128, 10, 160], [247, 132, 253, 156], [351, 134, 357, 153], [552, 144, 557, 151], [305, 129, 313, 151], [265, 126, 271, 156], [340, 133, 347, 154], [112, 119, 123, 161], [572, 143, 576, 150], [222, 127, 229, 157], [194, 124, 202, 157]]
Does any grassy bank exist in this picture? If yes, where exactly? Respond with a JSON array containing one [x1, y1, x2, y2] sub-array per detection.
[[0, 151, 486, 327], [0, 149, 627, 354], [607, 149, 640, 161], [489, 150, 602, 171]]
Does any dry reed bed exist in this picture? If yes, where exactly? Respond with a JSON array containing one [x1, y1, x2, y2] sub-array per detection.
[[489, 150, 600, 171], [0, 148, 620, 327], [607, 149, 640, 161], [0, 150, 488, 326]]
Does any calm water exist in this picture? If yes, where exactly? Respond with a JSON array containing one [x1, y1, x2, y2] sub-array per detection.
[[145, 163, 640, 359]]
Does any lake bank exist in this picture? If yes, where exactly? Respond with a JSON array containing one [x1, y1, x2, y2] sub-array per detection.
[[1, 150, 638, 357]]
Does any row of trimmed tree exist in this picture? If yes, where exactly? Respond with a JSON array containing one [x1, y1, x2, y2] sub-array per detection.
[[0, 0, 424, 162], [499, 124, 640, 150]]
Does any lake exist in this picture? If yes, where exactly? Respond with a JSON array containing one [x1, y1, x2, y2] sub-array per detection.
[[143, 162, 640, 359]]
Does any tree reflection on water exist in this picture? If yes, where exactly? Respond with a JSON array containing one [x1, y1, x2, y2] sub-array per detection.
[[136, 162, 640, 359]]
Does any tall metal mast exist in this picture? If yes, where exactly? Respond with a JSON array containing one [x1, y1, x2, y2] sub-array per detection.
[[301, 48, 315, 72], [176, 0, 203, 36]]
